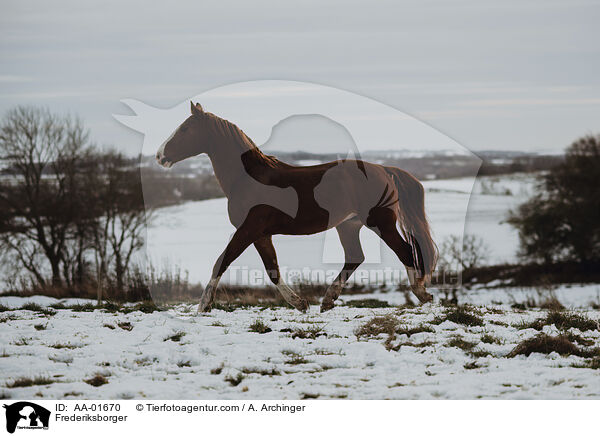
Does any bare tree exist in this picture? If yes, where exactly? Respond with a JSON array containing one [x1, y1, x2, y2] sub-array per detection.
[[0, 108, 150, 301], [86, 150, 151, 303], [439, 234, 490, 274], [0, 106, 90, 287]]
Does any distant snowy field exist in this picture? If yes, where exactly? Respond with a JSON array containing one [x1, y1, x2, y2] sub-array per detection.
[[1, 297, 599, 400], [145, 174, 537, 285]]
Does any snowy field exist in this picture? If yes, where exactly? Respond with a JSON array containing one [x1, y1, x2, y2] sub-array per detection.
[[145, 174, 536, 285], [1, 295, 599, 400], [2, 173, 599, 400]]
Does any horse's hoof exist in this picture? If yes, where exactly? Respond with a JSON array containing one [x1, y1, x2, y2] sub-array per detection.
[[296, 298, 309, 313], [416, 292, 433, 304], [197, 302, 213, 313], [411, 285, 433, 304], [320, 299, 335, 312]]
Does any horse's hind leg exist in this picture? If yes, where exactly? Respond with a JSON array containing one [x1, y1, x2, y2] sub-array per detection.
[[254, 236, 309, 312], [321, 218, 365, 312], [366, 207, 433, 303]]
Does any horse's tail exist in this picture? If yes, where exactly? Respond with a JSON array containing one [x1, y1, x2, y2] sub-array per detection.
[[385, 167, 438, 279]]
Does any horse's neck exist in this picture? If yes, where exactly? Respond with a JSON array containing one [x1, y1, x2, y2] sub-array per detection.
[[206, 119, 277, 197], [207, 143, 244, 198], [207, 137, 268, 197]]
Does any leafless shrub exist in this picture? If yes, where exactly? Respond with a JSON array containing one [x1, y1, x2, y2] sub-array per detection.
[[438, 234, 490, 274]]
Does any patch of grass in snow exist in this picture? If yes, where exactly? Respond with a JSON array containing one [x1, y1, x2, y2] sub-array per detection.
[[0, 350, 9, 358], [446, 335, 477, 351], [0, 304, 10, 312], [291, 326, 326, 340], [210, 363, 224, 375], [120, 301, 160, 314], [571, 357, 600, 370], [0, 314, 19, 323], [49, 301, 159, 314], [480, 333, 503, 345], [301, 393, 319, 399], [468, 348, 495, 358], [6, 376, 55, 388], [313, 348, 345, 356], [355, 314, 398, 339], [391, 340, 435, 351], [565, 332, 595, 346], [536, 296, 565, 311], [224, 373, 245, 386], [240, 367, 280, 376], [19, 303, 56, 316], [134, 356, 158, 366], [433, 305, 484, 327], [285, 355, 310, 365], [101, 301, 160, 314], [210, 321, 226, 327], [12, 337, 30, 346], [396, 324, 435, 337], [489, 320, 509, 327], [100, 301, 121, 312], [464, 361, 487, 370], [211, 302, 248, 312], [49, 354, 73, 365], [355, 314, 399, 349], [295, 317, 326, 324], [316, 364, 339, 371], [34, 323, 47, 331], [117, 321, 133, 331], [511, 295, 565, 311], [164, 331, 186, 342], [507, 333, 600, 358], [103, 324, 115, 329], [48, 342, 82, 349], [69, 303, 98, 312], [248, 319, 272, 334], [282, 350, 310, 365], [177, 360, 192, 368], [484, 307, 504, 315], [356, 315, 436, 350], [344, 298, 391, 308], [516, 311, 598, 332], [84, 374, 109, 387]]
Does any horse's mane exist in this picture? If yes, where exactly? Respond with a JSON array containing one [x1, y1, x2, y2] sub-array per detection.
[[204, 112, 279, 168]]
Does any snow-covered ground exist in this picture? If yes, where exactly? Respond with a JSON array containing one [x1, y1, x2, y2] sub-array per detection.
[[145, 174, 535, 285], [3, 173, 598, 400], [1, 296, 599, 400]]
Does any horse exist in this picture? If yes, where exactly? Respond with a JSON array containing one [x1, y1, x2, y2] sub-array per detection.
[[155, 102, 438, 312]]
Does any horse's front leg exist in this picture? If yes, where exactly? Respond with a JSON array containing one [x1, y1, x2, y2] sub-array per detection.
[[198, 220, 261, 313], [321, 218, 364, 312]]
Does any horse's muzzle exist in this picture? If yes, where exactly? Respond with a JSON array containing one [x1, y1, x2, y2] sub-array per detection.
[[156, 153, 173, 168]]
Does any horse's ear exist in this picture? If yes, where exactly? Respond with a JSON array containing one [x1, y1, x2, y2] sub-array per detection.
[[191, 101, 204, 117]]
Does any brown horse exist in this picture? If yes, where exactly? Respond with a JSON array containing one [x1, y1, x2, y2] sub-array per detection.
[[156, 102, 437, 312]]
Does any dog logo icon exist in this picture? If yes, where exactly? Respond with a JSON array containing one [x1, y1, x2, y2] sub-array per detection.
[[2, 402, 50, 433]]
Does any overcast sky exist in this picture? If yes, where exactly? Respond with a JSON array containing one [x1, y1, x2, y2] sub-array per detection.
[[1, 0, 599, 155]]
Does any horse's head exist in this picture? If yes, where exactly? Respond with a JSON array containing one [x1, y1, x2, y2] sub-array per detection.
[[155, 102, 210, 167]]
